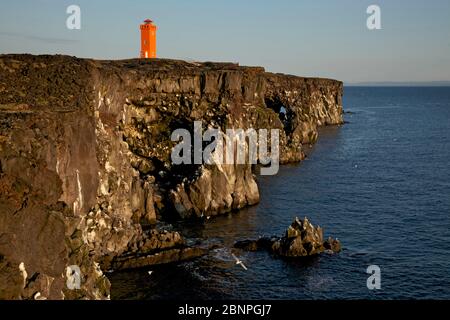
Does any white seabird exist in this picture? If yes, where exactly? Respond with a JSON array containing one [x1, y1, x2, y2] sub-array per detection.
[[231, 253, 248, 270]]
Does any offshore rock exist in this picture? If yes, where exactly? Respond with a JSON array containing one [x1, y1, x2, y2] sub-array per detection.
[[234, 217, 341, 257]]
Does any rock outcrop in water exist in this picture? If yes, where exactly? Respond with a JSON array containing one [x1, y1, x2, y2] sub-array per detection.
[[234, 217, 342, 257], [0, 54, 343, 299]]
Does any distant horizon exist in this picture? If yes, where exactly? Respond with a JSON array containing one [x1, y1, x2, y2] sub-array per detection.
[[345, 81, 450, 87], [2, 51, 450, 86]]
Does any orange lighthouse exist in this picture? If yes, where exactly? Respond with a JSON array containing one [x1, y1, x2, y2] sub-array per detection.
[[140, 19, 157, 58]]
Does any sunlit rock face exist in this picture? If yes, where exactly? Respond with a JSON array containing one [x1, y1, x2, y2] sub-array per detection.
[[0, 54, 342, 299], [234, 217, 342, 257]]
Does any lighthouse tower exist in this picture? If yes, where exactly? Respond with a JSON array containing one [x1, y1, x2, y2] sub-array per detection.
[[140, 19, 157, 58]]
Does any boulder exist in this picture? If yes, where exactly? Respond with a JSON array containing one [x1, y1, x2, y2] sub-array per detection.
[[234, 217, 341, 258]]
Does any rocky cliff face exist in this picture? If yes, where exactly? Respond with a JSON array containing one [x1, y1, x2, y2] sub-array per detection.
[[0, 54, 343, 299]]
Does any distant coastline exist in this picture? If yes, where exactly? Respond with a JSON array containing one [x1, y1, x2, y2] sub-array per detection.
[[345, 81, 450, 87]]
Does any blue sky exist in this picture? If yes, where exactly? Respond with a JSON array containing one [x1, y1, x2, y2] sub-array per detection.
[[1, 0, 449, 83]]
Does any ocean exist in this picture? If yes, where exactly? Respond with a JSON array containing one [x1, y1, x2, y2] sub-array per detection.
[[110, 87, 450, 299]]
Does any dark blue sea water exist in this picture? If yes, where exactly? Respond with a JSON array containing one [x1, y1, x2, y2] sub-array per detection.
[[110, 87, 450, 300]]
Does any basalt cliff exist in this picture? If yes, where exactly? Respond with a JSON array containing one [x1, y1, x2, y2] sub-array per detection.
[[0, 54, 343, 299]]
